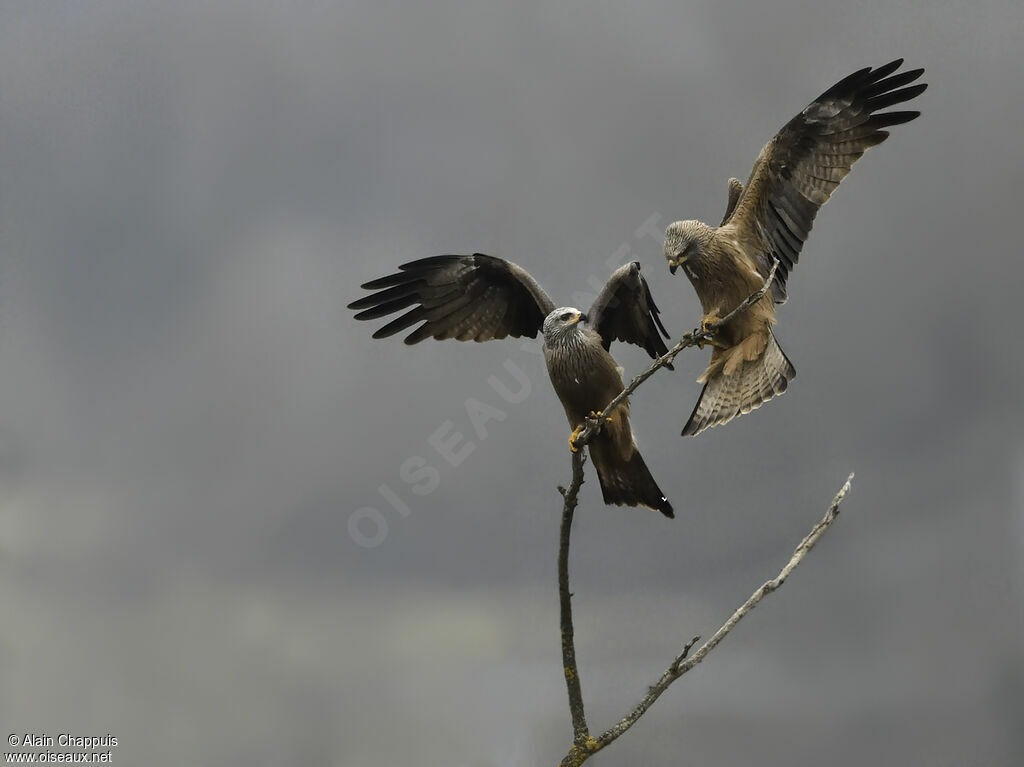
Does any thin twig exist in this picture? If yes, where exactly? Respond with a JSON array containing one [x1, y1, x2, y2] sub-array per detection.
[[592, 473, 854, 753]]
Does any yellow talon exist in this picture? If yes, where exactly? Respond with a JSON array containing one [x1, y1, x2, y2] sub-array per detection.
[[588, 410, 613, 423], [698, 315, 721, 350], [569, 424, 584, 452]]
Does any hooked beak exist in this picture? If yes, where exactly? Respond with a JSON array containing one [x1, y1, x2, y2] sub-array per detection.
[[668, 254, 685, 275], [669, 263, 678, 275], [568, 311, 584, 325]]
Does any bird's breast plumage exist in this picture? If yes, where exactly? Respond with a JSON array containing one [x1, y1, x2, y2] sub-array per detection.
[[684, 233, 775, 345], [544, 328, 626, 427]]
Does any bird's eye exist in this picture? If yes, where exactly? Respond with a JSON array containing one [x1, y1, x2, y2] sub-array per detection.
[[560, 312, 572, 321]]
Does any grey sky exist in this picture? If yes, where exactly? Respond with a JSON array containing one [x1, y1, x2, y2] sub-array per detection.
[[1, 1, 1022, 765]]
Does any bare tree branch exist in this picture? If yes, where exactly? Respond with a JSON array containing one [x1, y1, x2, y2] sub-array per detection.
[[556, 450, 590, 749], [592, 473, 854, 752], [554, 260, 856, 765], [556, 473, 854, 765]]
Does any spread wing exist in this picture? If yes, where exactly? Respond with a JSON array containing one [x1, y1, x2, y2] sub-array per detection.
[[588, 261, 671, 363], [349, 254, 556, 344], [728, 59, 926, 302]]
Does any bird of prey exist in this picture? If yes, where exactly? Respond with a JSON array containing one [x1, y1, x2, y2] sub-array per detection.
[[663, 59, 926, 436], [349, 255, 675, 517]]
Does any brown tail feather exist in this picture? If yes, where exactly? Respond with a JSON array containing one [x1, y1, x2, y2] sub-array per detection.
[[682, 330, 795, 437], [590, 437, 673, 518]]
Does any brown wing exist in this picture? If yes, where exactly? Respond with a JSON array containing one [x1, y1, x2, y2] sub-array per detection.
[[587, 261, 671, 363], [348, 254, 556, 344], [729, 59, 926, 302]]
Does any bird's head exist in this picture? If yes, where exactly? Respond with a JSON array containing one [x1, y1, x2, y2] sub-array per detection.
[[542, 307, 586, 345], [664, 220, 713, 276]]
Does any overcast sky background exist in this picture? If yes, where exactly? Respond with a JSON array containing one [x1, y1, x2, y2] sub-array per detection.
[[0, 1, 1021, 765]]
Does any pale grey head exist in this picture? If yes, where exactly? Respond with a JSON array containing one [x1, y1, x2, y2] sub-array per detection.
[[664, 220, 715, 276], [542, 306, 586, 347]]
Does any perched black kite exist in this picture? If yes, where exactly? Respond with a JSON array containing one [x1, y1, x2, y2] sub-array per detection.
[[349, 256, 675, 517], [664, 59, 926, 436]]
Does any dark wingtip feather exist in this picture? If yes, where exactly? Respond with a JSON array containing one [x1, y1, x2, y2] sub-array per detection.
[[865, 82, 928, 112], [830, 59, 920, 101], [869, 58, 905, 81], [896, 67, 925, 83], [402, 322, 439, 345], [651, 306, 670, 339], [641, 275, 671, 339], [398, 254, 462, 271], [360, 272, 419, 290], [351, 294, 419, 321], [863, 68, 925, 99], [347, 281, 421, 311], [651, 332, 674, 370], [370, 306, 426, 339], [657, 498, 674, 519], [830, 65, 874, 94], [873, 110, 922, 128]]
